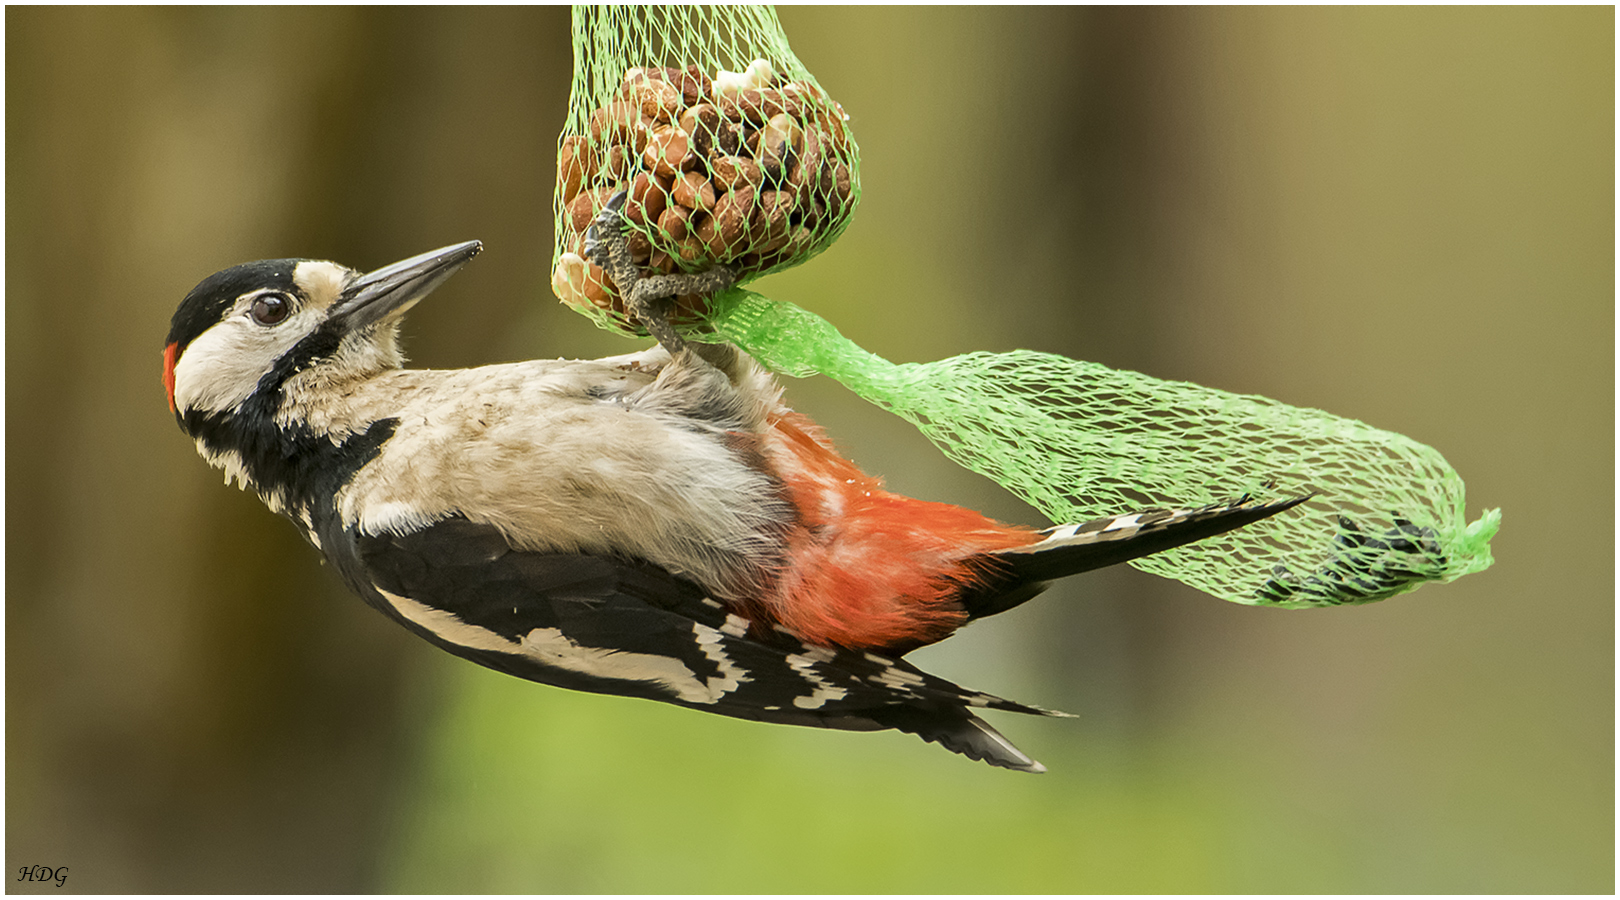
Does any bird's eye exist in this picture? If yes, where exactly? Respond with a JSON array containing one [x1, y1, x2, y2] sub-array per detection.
[[250, 293, 291, 326]]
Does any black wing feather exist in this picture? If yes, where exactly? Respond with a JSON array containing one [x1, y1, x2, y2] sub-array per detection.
[[339, 516, 1056, 771]]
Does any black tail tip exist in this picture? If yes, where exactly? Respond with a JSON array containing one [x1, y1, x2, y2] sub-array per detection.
[[883, 708, 1048, 773]]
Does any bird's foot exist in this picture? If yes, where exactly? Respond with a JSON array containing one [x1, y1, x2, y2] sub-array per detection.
[[584, 190, 735, 355], [581, 190, 634, 281]]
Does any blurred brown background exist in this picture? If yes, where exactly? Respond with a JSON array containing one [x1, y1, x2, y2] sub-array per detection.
[[6, 6, 1611, 892]]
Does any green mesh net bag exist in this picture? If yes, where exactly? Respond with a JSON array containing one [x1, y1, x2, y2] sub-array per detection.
[[549, 6, 1499, 608]]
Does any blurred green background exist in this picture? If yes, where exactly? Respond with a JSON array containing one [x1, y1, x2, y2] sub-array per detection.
[[6, 6, 1612, 892]]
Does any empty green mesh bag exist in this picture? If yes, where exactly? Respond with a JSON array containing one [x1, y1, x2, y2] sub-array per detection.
[[703, 292, 1498, 607], [551, 5, 858, 333], [549, 6, 1499, 607]]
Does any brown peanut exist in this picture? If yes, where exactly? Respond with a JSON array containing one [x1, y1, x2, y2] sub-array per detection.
[[627, 172, 669, 228], [709, 155, 764, 191], [656, 204, 692, 241], [672, 171, 717, 212], [558, 136, 595, 204], [710, 185, 758, 250], [643, 125, 691, 179]]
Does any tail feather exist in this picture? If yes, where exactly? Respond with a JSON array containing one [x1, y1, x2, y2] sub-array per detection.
[[965, 494, 1310, 618], [875, 707, 1048, 773]]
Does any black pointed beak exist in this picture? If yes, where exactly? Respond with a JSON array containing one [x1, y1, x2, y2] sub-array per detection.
[[331, 240, 483, 329]]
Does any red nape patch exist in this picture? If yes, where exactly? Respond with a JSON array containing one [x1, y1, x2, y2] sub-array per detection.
[[756, 412, 1044, 653], [162, 342, 180, 413]]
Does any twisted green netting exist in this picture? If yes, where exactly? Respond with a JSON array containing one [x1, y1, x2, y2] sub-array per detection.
[[550, 6, 1498, 607]]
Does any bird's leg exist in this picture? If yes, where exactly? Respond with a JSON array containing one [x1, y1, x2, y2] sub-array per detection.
[[583, 190, 735, 356]]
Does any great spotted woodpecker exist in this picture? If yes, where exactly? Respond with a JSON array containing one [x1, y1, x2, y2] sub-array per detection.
[[163, 215, 1303, 772]]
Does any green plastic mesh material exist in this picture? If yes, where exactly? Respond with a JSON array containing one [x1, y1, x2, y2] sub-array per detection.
[[552, 6, 859, 333], [550, 6, 1498, 607]]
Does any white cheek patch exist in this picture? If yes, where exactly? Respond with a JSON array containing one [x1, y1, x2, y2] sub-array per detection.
[[171, 307, 323, 414], [171, 261, 353, 418]]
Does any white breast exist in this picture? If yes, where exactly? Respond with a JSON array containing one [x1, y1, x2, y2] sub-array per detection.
[[300, 348, 791, 599]]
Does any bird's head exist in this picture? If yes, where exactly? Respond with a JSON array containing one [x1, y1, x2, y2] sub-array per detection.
[[162, 240, 482, 430]]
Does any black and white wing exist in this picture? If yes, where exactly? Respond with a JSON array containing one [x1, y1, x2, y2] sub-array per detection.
[[335, 516, 1062, 772]]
